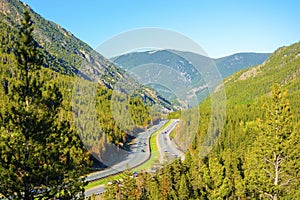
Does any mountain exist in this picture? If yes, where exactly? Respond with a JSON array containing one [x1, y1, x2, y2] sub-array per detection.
[[177, 41, 300, 199], [171, 42, 300, 154], [112, 50, 270, 80], [214, 52, 271, 78], [171, 50, 270, 78], [112, 50, 270, 108], [0, 0, 174, 169], [218, 42, 300, 108], [103, 41, 300, 199], [0, 0, 172, 110]]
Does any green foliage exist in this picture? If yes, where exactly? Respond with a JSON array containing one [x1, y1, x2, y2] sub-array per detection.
[[1, 5, 159, 175], [0, 11, 89, 199], [102, 41, 300, 199], [113, 50, 269, 109], [0, 0, 172, 112], [178, 173, 190, 199], [244, 84, 299, 199], [1, 1, 299, 199]]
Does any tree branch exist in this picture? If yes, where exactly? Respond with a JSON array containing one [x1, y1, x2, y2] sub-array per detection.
[[280, 178, 295, 187], [263, 169, 274, 179], [264, 157, 275, 166]]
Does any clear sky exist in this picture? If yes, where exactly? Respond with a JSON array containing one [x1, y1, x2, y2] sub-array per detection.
[[24, 0, 300, 58]]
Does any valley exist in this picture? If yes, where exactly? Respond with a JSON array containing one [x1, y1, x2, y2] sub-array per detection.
[[0, 0, 299, 199]]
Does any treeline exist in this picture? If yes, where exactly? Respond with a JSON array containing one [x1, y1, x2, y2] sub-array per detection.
[[103, 42, 300, 199], [0, 11, 156, 198], [0, 11, 90, 198], [103, 85, 299, 199], [74, 83, 152, 165], [1, 10, 153, 164]]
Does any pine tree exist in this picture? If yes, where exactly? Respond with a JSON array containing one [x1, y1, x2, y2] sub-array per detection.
[[169, 189, 179, 200], [102, 181, 119, 200], [245, 84, 299, 199], [0, 10, 89, 199], [208, 156, 225, 200], [178, 173, 190, 200], [160, 175, 170, 200], [120, 170, 137, 199], [148, 180, 161, 200], [222, 149, 245, 199], [198, 157, 211, 199]]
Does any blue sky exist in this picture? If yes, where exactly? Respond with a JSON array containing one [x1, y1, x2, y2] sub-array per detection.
[[24, 0, 300, 58]]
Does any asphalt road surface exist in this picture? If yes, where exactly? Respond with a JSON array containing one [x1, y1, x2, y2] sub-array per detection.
[[85, 119, 184, 197], [156, 119, 184, 163], [84, 120, 167, 197], [85, 185, 106, 197]]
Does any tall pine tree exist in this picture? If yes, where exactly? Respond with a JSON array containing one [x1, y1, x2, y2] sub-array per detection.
[[0, 10, 89, 199], [245, 84, 299, 199]]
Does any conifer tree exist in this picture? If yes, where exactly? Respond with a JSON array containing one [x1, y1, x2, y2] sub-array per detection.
[[0, 10, 89, 199], [120, 170, 137, 199], [208, 156, 226, 199], [169, 189, 179, 200], [102, 181, 119, 200], [148, 180, 161, 200], [245, 84, 299, 199], [178, 173, 190, 200], [160, 175, 170, 200]]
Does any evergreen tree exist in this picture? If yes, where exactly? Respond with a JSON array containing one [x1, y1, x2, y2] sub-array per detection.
[[148, 180, 161, 200], [222, 149, 245, 199], [160, 175, 170, 200], [208, 156, 225, 199], [169, 189, 179, 200], [0, 10, 89, 199], [136, 174, 147, 199], [245, 84, 299, 199], [120, 170, 137, 199], [178, 173, 190, 200], [198, 157, 211, 199], [102, 181, 119, 200]]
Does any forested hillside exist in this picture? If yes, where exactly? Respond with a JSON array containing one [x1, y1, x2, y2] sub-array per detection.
[[0, 16, 157, 167], [112, 50, 269, 108], [0, 0, 299, 199], [103, 42, 300, 199], [0, 0, 172, 111], [0, 0, 174, 167], [0, 0, 122, 80]]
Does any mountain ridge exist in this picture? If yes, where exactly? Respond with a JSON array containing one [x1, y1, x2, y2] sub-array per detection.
[[0, 0, 173, 110], [112, 50, 270, 107]]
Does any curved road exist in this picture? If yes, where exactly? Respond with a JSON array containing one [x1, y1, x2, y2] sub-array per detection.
[[85, 119, 183, 197], [85, 120, 167, 182]]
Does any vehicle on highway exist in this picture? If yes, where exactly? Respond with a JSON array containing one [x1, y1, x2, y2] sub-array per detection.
[[133, 171, 138, 177]]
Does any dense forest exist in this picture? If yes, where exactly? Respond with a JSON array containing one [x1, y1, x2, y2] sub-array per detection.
[[1, 1, 300, 199], [0, 10, 158, 199], [102, 43, 300, 199]]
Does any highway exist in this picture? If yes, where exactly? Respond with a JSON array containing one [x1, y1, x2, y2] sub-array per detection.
[[85, 120, 167, 182], [84, 120, 166, 197], [156, 119, 184, 163], [85, 185, 106, 197], [85, 119, 183, 197]]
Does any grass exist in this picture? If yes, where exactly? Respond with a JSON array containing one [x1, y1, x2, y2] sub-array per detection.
[[134, 119, 172, 171], [85, 173, 124, 190], [85, 119, 173, 190]]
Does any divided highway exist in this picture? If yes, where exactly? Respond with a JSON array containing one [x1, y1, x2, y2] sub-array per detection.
[[156, 119, 184, 163], [85, 119, 183, 197], [85, 120, 167, 182]]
